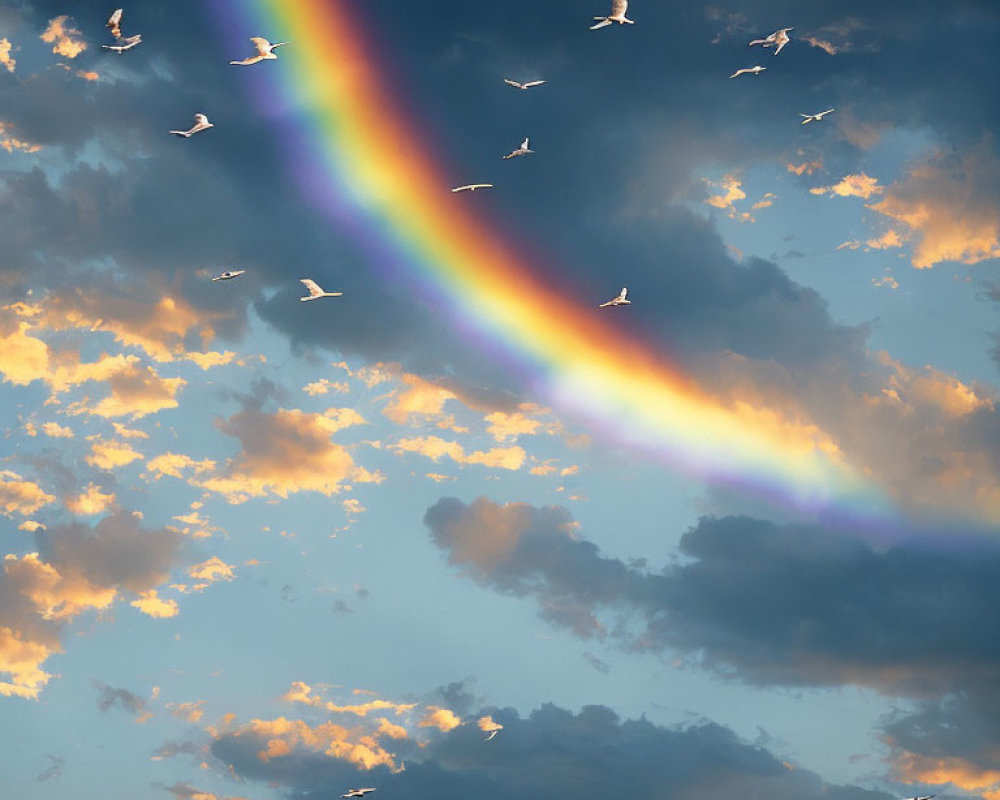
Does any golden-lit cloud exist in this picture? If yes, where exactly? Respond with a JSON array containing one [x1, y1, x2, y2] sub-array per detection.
[[76, 70, 99, 82], [5, 553, 117, 621], [282, 682, 417, 718], [145, 453, 216, 481], [65, 484, 116, 515], [0, 471, 55, 516], [419, 706, 461, 732], [41, 422, 74, 438], [869, 142, 1000, 269], [303, 379, 349, 396], [166, 700, 206, 723], [705, 175, 746, 210], [0, 121, 39, 154], [891, 750, 1000, 800], [131, 590, 179, 619], [187, 557, 235, 590], [810, 173, 883, 199], [86, 439, 143, 470], [0, 39, 15, 72], [478, 715, 503, 733], [84, 364, 186, 419], [191, 408, 363, 503], [383, 373, 457, 424], [484, 404, 552, 442], [786, 158, 823, 176], [0, 626, 57, 699], [185, 351, 236, 370], [40, 16, 87, 59], [395, 436, 526, 471]]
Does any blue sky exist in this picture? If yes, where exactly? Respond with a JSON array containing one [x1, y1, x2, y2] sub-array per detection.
[[2, 2, 1000, 800]]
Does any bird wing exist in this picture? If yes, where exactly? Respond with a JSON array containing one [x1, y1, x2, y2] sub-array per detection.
[[250, 37, 272, 55], [730, 69, 746, 77], [504, 79, 522, 88], [521, 138, 529, 149], [107, 9, 123, 38], [523, 80, 545, 88], [774, 40, 786, 54], [300, 278, 324, 297], [590, 19, 612, 29], [612, 0, 628, 16]]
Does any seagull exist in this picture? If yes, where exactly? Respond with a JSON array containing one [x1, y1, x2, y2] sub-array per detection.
[[901, 795, 936, 800], [730, 65, 766, 78], [169, 113, 214, 138], [211, 270, 245, 281], [502, 138, 533, 160], [452, 184, 494, 192], [341, 790, 376, 798], [485, 728, 501, 741], [299, 278, 343, 301], [102, 34, 141, 53], [230, 37, 289, 66], [590, 0, 633, 29], [504, 79, 546, 90], [800, 108, 835, 124], [599, 287, 631, 307], [106, 8, 124, 39], [749, 27, 793, 55]]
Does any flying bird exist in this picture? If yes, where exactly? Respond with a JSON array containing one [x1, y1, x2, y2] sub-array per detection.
[[749, 27, 793, 55], [599, 287, 631, 307], [341, 790, 377, 798], [901, 795, 936, 800], [800, 108, 835, 124], [230, 37, 289, 66], [452, 184, 494, 192], [169, 113, 214, 138], [730, 66, 766, 78], [106, 8, 123, 39], [502, 138, 533, 160], [504, 79, 546, 90], [590, 0, 633, 29], [485, 728, 501, 741], [299, 278, 343, 301], [211, 270, 245, 281], [102, 34, 141, 53]]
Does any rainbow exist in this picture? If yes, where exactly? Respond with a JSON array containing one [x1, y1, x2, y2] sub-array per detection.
[[212, 0, 887, 516]]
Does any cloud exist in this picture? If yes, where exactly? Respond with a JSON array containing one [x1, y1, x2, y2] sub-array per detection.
[[394, 436, 526, 471], [131, 590, 179, 619], [162, 782, 248, 800], [484, 405, 552, 442], [383, 372, 458, 425], [186, 557, 235, 590], [94, 680, 151, 721], [283, 682, 417, 718], [809, 173, 883, 199], [65, 483, 115, 515], [86, 439, 143, 470], [419, 707, 462, 732], [869, 140, 1000, 269], [0, 121, 39, 153], [0, 39, 14, 73], [39, 17, 86, 59], [0, 471, 54, 516]]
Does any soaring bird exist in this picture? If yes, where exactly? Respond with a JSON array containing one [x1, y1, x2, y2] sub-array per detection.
[[169, 114, 214, 137], [341, 790, 376, 798], [901, 795, 936, 799], [211, 270, 245, 281], [452, 184, 494, 192], [106, 8, 124, 39], [730, 65, 766, 78], [599, 287, 631, 308], [800, 108, 835, 124], [230, 37, 289, 66], [590, 0, 633, 29], [102, 34, 142, 53], [749, 27, 793, 55], [504, 78, 546, 90], [502, 138, 533, 160], [299, 278, 343, 301]]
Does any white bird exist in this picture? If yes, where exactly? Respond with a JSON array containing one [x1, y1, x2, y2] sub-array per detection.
[[341, 789, 376, 798], [485, 728, 501, 741], [902, 795, 936, 800], [106, 8, 124, 39], [730, 65, 766, 78], [590, 0, 633, 29], [800, 108, 835, 124], [211, 270, 245, 281], [504, 79, 546, 90], [452, 184, 494, 192], [169, 113, 214, 138], [299, 278, 343, 301], [502, 138, 533, 160], [749, 27, 793, 55], [599, 287, 631, 307], [102, 34, 142, 53], [230, 37, 289, 66]]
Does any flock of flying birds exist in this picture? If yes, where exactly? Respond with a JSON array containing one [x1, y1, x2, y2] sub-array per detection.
[[87, 5, 953, 799]]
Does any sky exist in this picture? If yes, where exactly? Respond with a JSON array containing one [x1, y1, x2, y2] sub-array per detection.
[[2, 1, 1000, 799]]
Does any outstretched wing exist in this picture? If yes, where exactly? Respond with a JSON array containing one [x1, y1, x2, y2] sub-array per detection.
[[504, 78, 522, 89], [523, 80, 546, 88], [612, 0, 628, 16], [250, 37, 272, 56], [521, 138, 529, 150], [300, 278, 324, 297], [590, 18, 612, 30], [106, 8, 123, 38], [619, 287, 628, 301]]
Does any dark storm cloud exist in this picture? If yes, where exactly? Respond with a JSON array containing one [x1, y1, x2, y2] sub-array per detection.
[[211, 700, 890, 800], [424, 497, 1000, 694]]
